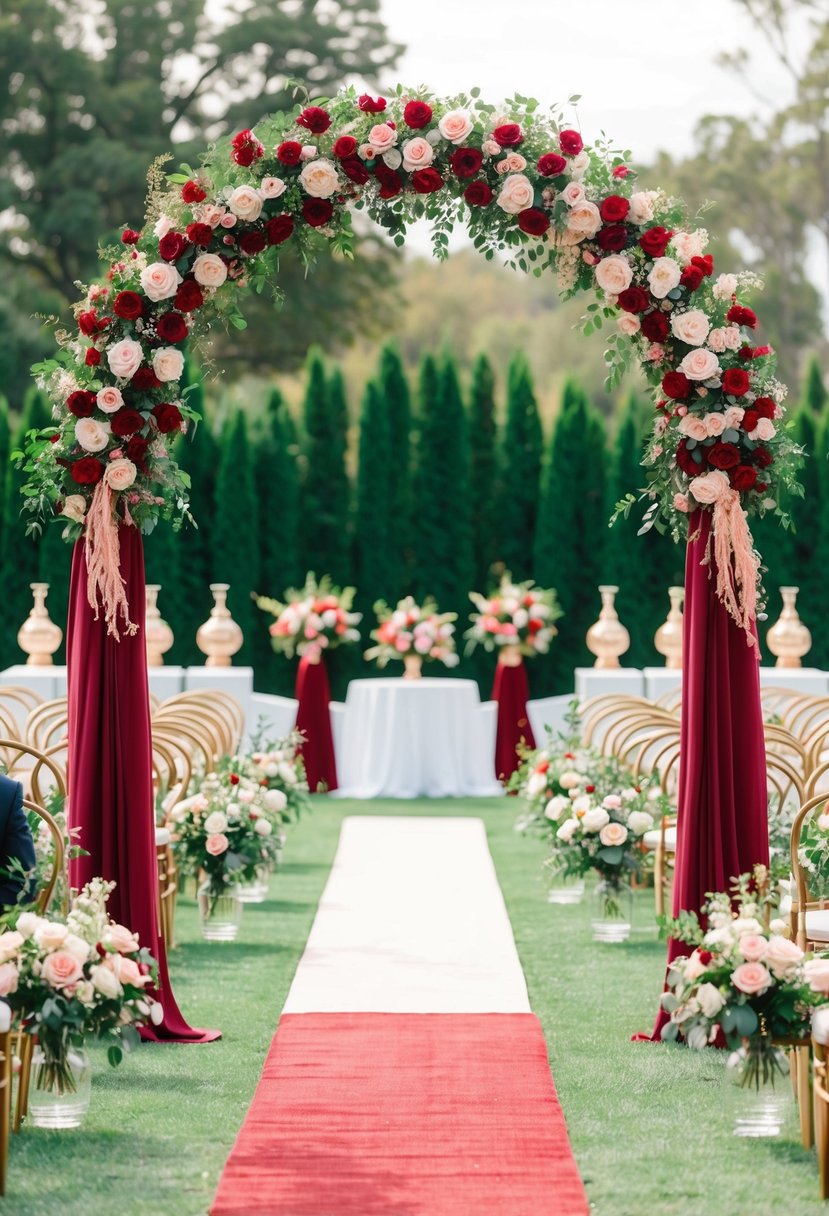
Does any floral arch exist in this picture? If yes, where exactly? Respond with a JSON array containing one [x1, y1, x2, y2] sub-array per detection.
[[23, 84, 799, 639]]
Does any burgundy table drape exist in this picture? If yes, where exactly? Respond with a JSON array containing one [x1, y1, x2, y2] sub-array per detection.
[[492, 661, 536, 784], [294, 656, 338, 793], [67, 524, 219, 1043], [643, 508, 769, 1041]]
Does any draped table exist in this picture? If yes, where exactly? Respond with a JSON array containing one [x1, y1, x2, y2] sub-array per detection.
[[332, 679, 503, 800]]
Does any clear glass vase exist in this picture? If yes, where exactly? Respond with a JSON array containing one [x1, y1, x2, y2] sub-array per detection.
[[547, 874, 585, 905], [724, 1038, 793, 1137], [590, 876, 633, 942], [28, 1044, 92, 1129], [235, 865, 270, 904], [198, 882, 243, 941]]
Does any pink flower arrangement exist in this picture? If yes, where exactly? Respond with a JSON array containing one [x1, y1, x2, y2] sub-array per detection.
[[465, 574, 561, 657], [256, 573, 361, 661], [365, 596, 458, 669]]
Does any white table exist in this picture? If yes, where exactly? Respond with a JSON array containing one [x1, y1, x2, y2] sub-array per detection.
[[333, 678, 502, 799]]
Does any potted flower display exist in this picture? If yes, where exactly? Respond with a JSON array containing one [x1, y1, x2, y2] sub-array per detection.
[[256, 572, 361, 664], [465, 574, 561, 664], [365, 596, 459, 678]]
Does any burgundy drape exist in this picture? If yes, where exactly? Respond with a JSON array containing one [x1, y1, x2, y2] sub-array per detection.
[[67, 525, 219, 1043], [492, 661, 536, 783], [294, 656, 338, 793], [644, 509, 768, 1041]]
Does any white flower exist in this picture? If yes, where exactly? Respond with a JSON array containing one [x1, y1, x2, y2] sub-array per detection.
[[204, 811, 228, 834], [556, 817, 579, 843], [153, 214, 175, 239], [628, 190, 658, 225], [671, 230, 708, 264], [571, 794, 592, 816], [192, 253, 228, 288], [33, 922, 66, 951], [152, 347, 185, 383], [16, 913, 44, 939], [61, 494, 87, 523], [105, 458, 137, 492], [627, 810, 654, 836], [90, 964, 122, 999], [561, 181, 585, 207], [228, 185, 263, 221], [526, 771, 548, 799], [75, 418, 110, 453], [62, 933, 91, 963], [140, 262, 182, 302], [496, 174, 534, 215], [594, 255, 632, 296], [263, 789, 288, 813], [259, 177, 286, 200], [559, 770, 581, 790], [254, 818, 273, 837], [74, 980, 96, 1007], [713, 273, 738, 300], [569, 150, 590, 180], [544, 795, 570, 821], [566, 200, 602, 238], [647, 257, 681, 299], [764, 936, 803, 979], [299, 158, 340, 199], [671, 308, 711, 347], [581, 807, 610, 833], [383, 149, 402, 170], [107, 338, 144, 380]]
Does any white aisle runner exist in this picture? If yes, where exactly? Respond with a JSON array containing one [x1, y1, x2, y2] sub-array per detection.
[[282, 816, 531, 1014]]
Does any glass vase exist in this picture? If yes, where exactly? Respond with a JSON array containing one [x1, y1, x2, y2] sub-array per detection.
[[235, 865, 270, 904], [547, 874, 585, 905], [724, 1038, 793, 1137], [28, 1044, 92, 1129], [590, 876, 633, 942], [198, 882, 243, 941]]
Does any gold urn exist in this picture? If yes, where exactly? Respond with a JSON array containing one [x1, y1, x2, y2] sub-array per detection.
[[145, 584, 174, 667], [586, 585, 630, 669], [196, 584, 243, 667], [654, 586, 684, 669], [17, 583, 62, 666], [766, 586, 811, 669]]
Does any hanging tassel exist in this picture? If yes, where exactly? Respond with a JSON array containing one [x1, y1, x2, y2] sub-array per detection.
[[705, 492, 760, 651], [84, 480, 138, 640]]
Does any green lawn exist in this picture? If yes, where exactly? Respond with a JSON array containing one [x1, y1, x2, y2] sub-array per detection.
[[5, 797, 824, 1215]]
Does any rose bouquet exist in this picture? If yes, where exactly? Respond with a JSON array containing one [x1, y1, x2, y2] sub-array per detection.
[[222, 727, 310, 834], [1, 879, 160, 1096], [465, 574, 561, 657], [364, 596, 459, 670], [256, 573, 361, 661]]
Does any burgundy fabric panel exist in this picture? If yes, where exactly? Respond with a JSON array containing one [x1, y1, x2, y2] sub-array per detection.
[[491, 660, 536, 782], [66, 526, 219, 1043], [294, 656, 338, 793]]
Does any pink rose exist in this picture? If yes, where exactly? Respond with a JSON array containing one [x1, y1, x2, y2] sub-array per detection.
[[501, 152, 527, 173], [764, 936, 803, 979], [647, 257, 681, 299], [75, 417, 110, 453], [678, 415, 708, 442], [673, 493, 690, 513], [106, 338, 144, 380], [599, 822, 628, 847], [805, 958, 829, 995], [678, 349, 720, 381], [103, 923, 140, 954], [192, 254, 228, 288], [438, 108, 473, 144], [220, 214, 237, 228], [689, 470, 731, 504], [368, 123, 398, 153], [108, 955, 146, 987], [566, 200, 602, 237], [299, 158, 340, 199], [139, 262, 182, 302], [731, 961, 772, 996], [41, 951, 84, 989], [496, 174, 534, 215], [738, 933, 768, 962], [401, 137, 434, 171], [594, 255, 633, 295], [259, 177, 286, 200], [97, 386, 124, 414], [0, 963, 18, 996], [617, 314, 641, 336], [152, 347, 185, 383], [671, 308, 711, 347], [749, 418, 776, 441], [200, 203, 225, 227], [228, 185, 263, 221], [206, 833, 229, 856], [704, 412, 727, 437], [723, 406, 745, 429], [561, 181, 586, 207], [105, 458, 137, 491]]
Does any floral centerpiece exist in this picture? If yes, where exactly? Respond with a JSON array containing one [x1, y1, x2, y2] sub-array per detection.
[[466, 574, 561, 659], [256, 573, 361, 662], [365, 596, 459, 675], [226, 727, 310, 827]]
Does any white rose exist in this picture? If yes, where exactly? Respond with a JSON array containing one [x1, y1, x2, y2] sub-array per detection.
[[581, 807, 610, 833], [34, 922, 67, 951], [599, 822, 629, 847], [105, 458, 137, 492], [621, 788, 638, 802], [254, 818, 273, 837], [671, 308, 711, 347], [192, 254, 228, 288], [368, 123, 398, 153], [90, 965, 122, 999], [571, 794, 592, 816], [566, 200, 602, 237], [629, 190, 657, 225], [263, 789, 288, 813], [259, 177, 286, 200], [300, 144, 317, 161], [713, 273, 738, 300], [438, 108, 473, 144], [299, 158, 340, 199], [561, 181, 585, 207], [526, 771, 548, 799], [75, 418, 110, 453], [696, 982, 726, 1018], [559, 771, 581, 790], [204, 811, 228, 834], [496, 174, 534, 215], [569, 150, 590, 180], [678, 348, 720, 381], [62, 933, 91, 963], [61, 494, 87, 523], [74, 980, 96, 1007], [617, 314, 641, 336], [152, 347, 185, 383], [228, 185, 263, 221], [106, 338, 144, 380], [16, 913, 43, 939], [627, 810, 654, 836], [139, 262, 182, 303], [647, 257, 681, 299], [544, 795, 571, 821], [595, 255, 633, 296], [671, 230, 708, 264], [153, 214, 175, 239], [402, 137, 434, 172], [749, 418, 776, 441], [764, 935, 803, 979], [96, 386, 124, 414], [556, 817, 579, 843], [278, 762, 297, 785]]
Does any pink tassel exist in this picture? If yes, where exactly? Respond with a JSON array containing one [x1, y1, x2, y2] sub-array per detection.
[[708, 491, 759, 650], [84, 481, 138, 640]]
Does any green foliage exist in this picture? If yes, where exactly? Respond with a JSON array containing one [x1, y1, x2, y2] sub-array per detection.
[[354, 380, 393, 619], [801, 355, 828, 414], [299, 349, 350, 584], [377, 344, 413, 598], [468, 354, 500, 588], [498, 353, 543, 579], [212, 410, 259, 665]]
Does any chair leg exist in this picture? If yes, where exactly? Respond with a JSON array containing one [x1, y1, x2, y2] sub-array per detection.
[[797, 1045, 814, 1149], [14, 1035, 33, 1133], [654, 842, 665, 920], [0, 1031, 10, 1196], [816, 1071, 829, 1199]]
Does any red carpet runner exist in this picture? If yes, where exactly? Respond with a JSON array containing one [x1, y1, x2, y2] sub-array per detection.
[[211, 1012, 587, 1216]]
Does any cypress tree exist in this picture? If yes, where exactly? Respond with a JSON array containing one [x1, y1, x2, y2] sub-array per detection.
[[143, 513, 184, 666], [468, 354, 499, 588], [0, 395, 10, 562], [534, 379, 609, 692], [354, 380, 393, 619], [326, 366, 352, 572], [377, 344, 412, 597], [174, 373, 219, 666], [812, 410, 829, 668], [802, 356, 828, 414], [497, 353, 543, 579], [299, 348, 349, 583], [212, 410, 260, 667]]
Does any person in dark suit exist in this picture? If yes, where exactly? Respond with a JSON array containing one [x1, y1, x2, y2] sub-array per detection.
[[0, 774, 37, 909]]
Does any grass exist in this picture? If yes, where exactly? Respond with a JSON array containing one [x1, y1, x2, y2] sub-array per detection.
[[5, 797, 826, 1215]]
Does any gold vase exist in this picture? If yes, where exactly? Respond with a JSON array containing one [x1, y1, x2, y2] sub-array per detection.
[[766, 586, 811, 669], [586, 585, 630, 669], [654, 586, 684, 669], [17, 583, 62, 666], [403, 654, 423, 679], [145, 584, 174, 667], [497, 643, 523, 668], [196, 584, 243, 667]]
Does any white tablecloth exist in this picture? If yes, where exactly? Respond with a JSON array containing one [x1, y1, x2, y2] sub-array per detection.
[[333, 677, 502, 799]]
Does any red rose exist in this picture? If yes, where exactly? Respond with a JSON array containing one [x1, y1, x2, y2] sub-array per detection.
[[340, 157, 370, 185], [264, 214, 294, 246], [641, 310, 669, 342], [464, 180, 493, 207], [753, 447, 774, 469], [276, 141, 303, 165], [126, 435, 150, 471], [358, 94, 386, 113], [662, 371, 691, 400], [612, 165, 630, 179], [517, 208, 550, 237], [753, 396, 776, 419], [130, 368, 161, 390], [738, 345, 753, 362], [559, 129, 583, 156], [231, 129, 263, 167], [709, 442, 740, 470], [121, 228, 141, 245], [113, 291, 144, 320], [537, 153, 567, 177], [618, 287, 650, 314], [449, 147, 483, 179], [722, 367, 750, 397], [691, 254, 714, 277], [175, 279, 204, 312], [71, 457, 103, 485], [186, 222, 213, 247], [377, 170, 403, 199], [639, 226, 673, 257], [181, 180, 207, 204], [403, 100, 433, 128], [239, 230, 267, 255], [85, 348, 101, 367], [727, 304, 758, 329], [156, 311, 188, 343], [680, 264, 705, 291], [600, 195, 630, 223], [110, 408, 145, 437], [698, 950, 713, 966], [493, 123, 522, 147], [229, 772, 240, 786], [676, 440, 701, 475], [158, 232, 189, 263], [302, 198, 334, 227], [411, 168, 444, 194], [731, 464, 758, 492], [597, 224, 628, 252], [78, 309, 102, 336], [67, 390, 97, 417], [740, 409, 759, 433], [333, 135, 358, 159], [297, 106, 331, 134], [152, 402, 183, 434]]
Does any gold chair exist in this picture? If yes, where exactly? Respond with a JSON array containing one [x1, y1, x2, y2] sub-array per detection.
[[813, 1007, 829, 1199], [0, 1009, 11, 1195], [25, 698, 69, 752]]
